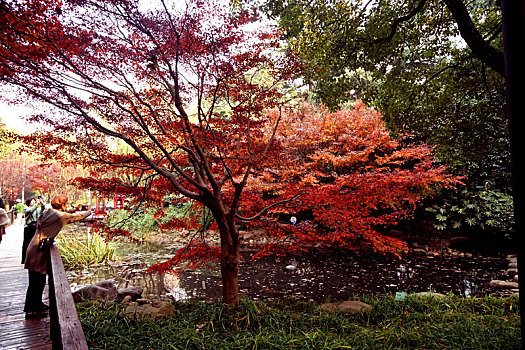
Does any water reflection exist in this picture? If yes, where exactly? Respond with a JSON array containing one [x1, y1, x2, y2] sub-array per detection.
[[396, 264, 415, 285], [463, 279, 474, 297], [164, 273, 188, 301]]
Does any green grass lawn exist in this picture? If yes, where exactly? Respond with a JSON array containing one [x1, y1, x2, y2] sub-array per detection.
[[77, 295, 521, 349]]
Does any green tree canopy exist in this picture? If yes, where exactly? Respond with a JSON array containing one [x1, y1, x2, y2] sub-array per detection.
[[259, 0, 508, 183]]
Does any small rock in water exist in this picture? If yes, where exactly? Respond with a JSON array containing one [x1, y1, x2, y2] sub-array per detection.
[[286, 258, 298, 270], [117, 286, 143, 301], [489, 280, 519, 289]]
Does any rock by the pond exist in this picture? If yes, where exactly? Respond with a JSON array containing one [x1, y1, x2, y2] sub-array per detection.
[[411, 292, 447, 299], [117, 286, 143, 301], [72, 280, 144, 303], [72, 279, 118, 302], [94, 279, 116, 290], [507, 255, 517, 262], [444, 236, 474, 250], [124, 300, 176, 321], [489, 280, 519, 289], [320, 300, 372, 313]]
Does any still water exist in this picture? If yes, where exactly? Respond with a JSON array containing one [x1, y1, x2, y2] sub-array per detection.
[[67, 250, 511, 302]]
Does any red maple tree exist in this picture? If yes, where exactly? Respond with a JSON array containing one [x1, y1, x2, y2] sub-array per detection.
[[0, 0, 64, 79], [1, 0, 298, 305]]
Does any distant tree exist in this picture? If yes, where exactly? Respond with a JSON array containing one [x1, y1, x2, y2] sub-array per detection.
[[28, 162, 88, 203], [0, 0, 298, 305], [0, 120, 11, 153], [0, 150, 29, 203]]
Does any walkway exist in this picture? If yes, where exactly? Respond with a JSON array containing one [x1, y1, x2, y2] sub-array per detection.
[[0, 223, 52, 350]]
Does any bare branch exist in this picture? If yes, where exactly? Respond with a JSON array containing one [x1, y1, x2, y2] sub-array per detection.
[[235, 194, 301, 222]]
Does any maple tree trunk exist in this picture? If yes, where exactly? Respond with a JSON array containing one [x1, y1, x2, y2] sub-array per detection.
[[221, 240, 240, 306], [214, 210, 240, 306]]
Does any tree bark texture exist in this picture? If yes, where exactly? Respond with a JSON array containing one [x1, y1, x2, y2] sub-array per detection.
[[212, 206, 241, 306]]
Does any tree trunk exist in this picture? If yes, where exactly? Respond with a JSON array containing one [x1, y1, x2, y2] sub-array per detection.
[[213, 208, 241, 306], [221, 240, 240, 305]]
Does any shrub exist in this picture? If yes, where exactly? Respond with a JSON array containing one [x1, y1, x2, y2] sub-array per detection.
[[426, 181, 514, 238]]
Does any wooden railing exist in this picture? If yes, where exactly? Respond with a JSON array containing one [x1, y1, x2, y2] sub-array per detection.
[[48, 245, 89, 350]]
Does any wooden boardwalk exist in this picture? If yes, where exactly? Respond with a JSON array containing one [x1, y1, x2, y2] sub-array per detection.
[[0, 223, 52, 350]]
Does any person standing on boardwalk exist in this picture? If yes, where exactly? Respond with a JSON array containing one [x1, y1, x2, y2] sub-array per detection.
[[15, 199, 24, 224], [22, 197, 46, 264], [0, 198, 9, 244], [23, 195, 91, 319]]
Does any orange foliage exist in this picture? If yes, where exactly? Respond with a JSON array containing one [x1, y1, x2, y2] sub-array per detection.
[[241, 102, 462, 256]]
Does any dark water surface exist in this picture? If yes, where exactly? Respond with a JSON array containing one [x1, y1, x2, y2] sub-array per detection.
[[67, 250, 511, 302]]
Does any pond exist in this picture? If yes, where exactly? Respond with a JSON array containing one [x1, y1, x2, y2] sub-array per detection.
[[66, 248, 512, 303]]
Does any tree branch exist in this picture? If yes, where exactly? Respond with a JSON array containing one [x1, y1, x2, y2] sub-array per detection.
[[235, 194, 301, 221], [374, 0, 428, 43], [442, 0, 504, 76]]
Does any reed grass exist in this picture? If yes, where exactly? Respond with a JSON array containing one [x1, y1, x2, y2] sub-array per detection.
[[59, 231, 116, 268], [77, 294, 521, 349]]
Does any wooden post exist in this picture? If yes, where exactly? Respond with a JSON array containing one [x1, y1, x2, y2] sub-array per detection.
[[49, 245, 89, 350], [501, 0, 525, 339]]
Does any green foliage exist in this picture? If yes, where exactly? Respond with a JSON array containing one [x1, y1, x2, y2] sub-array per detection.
[[77, 295, 521, 349], [59, 231, 116, 268], [105, 208, 159, 241], [103, 200, 215, 242], [162, 199, 216, 231], [426, 182, 514, 236]]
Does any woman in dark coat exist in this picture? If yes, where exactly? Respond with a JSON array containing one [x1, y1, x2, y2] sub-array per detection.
[[23, 195, 91, 319]]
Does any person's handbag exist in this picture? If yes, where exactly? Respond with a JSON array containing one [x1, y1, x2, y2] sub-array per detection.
[[38, 237, 53, 251], [35, 213, 52, 251]]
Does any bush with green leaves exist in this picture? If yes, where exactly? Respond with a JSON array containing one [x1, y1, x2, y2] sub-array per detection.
[[104, 199, 215, 242], [105, 207, 160, 241], [162, 200, 215, 231], [426, 181, 514, 239]]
